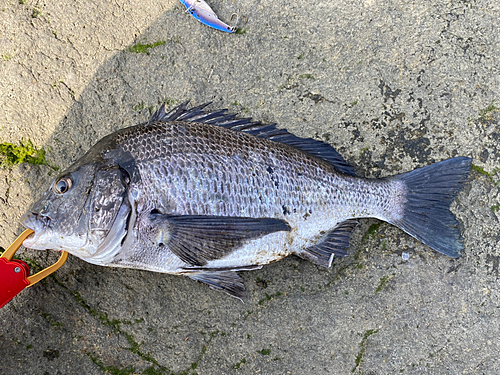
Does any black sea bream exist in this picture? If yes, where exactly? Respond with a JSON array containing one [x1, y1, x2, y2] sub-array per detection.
[[20, 102, 471, 298]]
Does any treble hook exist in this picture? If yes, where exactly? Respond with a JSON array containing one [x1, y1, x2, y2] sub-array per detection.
[[230, 10, 248, 31]]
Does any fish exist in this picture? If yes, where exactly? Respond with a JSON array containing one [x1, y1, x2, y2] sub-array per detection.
[[178, 0, 236, 33], [20, 102, 472, 299]]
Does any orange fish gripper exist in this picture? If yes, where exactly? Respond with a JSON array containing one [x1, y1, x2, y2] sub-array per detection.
[[0, 229, 68, 309]]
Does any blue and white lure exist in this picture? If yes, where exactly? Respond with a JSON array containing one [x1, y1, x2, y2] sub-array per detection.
[[178, 0, 243, 33]]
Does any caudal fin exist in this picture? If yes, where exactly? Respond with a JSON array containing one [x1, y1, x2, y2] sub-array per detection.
[[391, 157, 471, 258]]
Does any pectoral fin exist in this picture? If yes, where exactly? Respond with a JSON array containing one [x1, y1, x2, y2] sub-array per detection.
[[149, 213, 291, 266], [297, 219, 358, 268]]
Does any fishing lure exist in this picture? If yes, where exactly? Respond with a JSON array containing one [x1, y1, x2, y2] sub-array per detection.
[[179, 0, 236, 33]]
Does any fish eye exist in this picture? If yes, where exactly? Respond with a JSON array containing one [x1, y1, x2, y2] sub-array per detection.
[[53, 176, 73, 194]]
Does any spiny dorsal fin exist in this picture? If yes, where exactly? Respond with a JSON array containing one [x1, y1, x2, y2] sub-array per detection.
[[148, 102, 356, 176]]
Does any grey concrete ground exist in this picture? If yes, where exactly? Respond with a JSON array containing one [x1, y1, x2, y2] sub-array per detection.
[[0, 0, 499, 373]]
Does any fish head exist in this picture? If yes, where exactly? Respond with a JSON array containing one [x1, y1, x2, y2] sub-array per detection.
[[20, 160, 129, 259]]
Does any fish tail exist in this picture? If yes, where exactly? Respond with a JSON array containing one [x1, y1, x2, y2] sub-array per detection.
[[390, 157, 471, 258]]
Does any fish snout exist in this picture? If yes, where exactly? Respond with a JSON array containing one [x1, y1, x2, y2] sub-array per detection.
[[20, 211, 51, 231]]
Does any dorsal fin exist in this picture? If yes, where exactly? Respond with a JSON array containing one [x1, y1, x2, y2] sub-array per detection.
[[149, 102, 356, 176]]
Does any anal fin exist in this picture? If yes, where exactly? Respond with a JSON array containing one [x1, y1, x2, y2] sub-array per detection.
[[297, 219, 358, 268]]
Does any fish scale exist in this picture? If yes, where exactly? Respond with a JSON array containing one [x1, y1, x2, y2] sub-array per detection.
[[20, 102, 471, 298]]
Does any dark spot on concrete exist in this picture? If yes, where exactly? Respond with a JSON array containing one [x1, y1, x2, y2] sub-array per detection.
[[267, 166, 274, 174], [301, 92, 327, 103], [447, 262, 462, 274], [256, 278, 268, 288], [378, 81, 401, 102], [486, 255, 500, 276], [352, 128, 363, 142], [282, 205, 291, 215], [43, 349, 60, 361], [403, 137, 431, 163], [479, 149, 489, 163]]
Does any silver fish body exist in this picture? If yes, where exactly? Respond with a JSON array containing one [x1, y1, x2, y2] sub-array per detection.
[[21, 102, 471, 298]]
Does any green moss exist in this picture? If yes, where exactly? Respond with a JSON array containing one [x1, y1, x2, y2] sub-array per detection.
[[297, 53, 305, 60], [1, 54, 12, 61], [142, 366, 165, 375], [299, 74, 315, 80], [471, 164, 499, 185], [41, 312, 63, 328], [0, 139, 55, 169], [479, 101, 499, 118], [234, 28, 247, 34], [381, 240, 387, 251], [52, 277, 169, 373], [352, 329, 379, 373], [232, 358, 247, 369], [26, 344, 33, 349], [376, 275, 390, 292], [87, 353, 136, 375], [471, 164, 490, 176], [133, 101, 146, 111], [257, 348, 271, 355], [361, 223, 382, 243], [492, 205, 500, 212], [162, 98, 178, 106], [258, 291, 282, 305], [128, 40, 166, 54], [31, 7, 41, 18]]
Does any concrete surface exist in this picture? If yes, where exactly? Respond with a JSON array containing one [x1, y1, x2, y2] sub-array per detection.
[[0, 0, 499, 373]]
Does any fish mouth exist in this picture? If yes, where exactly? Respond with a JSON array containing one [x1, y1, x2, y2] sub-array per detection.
[[19, 211, 50, 249]]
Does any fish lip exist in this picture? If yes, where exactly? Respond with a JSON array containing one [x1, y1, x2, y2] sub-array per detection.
[[19, 211, 49, 248]]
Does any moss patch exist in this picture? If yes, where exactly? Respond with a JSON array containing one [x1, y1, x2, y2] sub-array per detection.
[[0, 139, 55, 169], [361, 222, 382, 243], [257, 348, 271, 355], [128, 41, 166, 54], [376, 274, 394, 292], [352, 329, 379, 373], [471, 164, 499, 185], [479, 101, 499, 119]]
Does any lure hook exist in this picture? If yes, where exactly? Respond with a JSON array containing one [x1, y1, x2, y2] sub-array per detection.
[[230, 9, 247, 31]]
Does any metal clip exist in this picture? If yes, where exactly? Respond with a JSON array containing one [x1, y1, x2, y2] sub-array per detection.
[[0, 229, 68, 308]]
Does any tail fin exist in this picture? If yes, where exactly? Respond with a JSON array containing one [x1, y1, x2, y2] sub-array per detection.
[[391, 157, 471, 258]]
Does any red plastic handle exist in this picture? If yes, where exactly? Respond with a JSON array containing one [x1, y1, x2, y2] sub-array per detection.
[[0, 229, 68, 309], [0, 258, 30, 309]]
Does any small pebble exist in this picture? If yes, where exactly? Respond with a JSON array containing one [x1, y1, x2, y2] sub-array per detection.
[[402, 251, 409, 261]]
